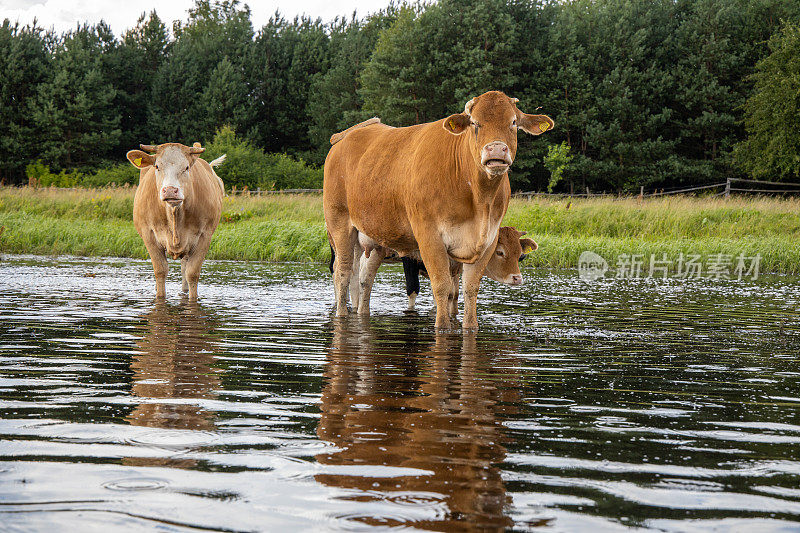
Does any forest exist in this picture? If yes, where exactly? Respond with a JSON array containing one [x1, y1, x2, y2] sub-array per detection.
[[1, 0, 799, 192]]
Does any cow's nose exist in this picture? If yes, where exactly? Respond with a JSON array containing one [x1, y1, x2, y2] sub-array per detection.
[[485, 141, 508, 155], [162, 186, 179, 197], [509, 274, 523, 285]]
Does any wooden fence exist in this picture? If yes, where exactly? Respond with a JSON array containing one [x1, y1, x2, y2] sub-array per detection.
[[515, 178, 800, 199], [228, 187, 322, 195]]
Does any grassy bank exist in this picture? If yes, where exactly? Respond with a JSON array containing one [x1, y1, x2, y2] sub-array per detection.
[[1, 187, 799, 273]]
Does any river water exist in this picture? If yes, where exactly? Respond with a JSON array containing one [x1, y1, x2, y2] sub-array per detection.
[[0, 254, 799, 532]]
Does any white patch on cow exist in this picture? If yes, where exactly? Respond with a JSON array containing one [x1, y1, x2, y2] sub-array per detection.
[[439, 219, 500, 262], [155, 145, 193, 202]]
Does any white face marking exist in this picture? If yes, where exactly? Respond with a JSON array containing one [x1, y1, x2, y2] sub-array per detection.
[[154, 146, 192, 202]]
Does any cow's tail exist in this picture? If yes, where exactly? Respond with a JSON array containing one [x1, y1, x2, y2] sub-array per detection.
[[330, 117, 381, 145], [206, 154, 227, 197]]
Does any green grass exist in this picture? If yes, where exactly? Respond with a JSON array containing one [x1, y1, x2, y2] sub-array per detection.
[[1, 187, 799, 273]]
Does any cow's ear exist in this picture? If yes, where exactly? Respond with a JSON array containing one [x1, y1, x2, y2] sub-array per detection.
[[518, 114, 554, 136], [520, 238, 538, 253], [127, 150, 155, 169], [443, 113, 471, 135], [187, 145, 205, 167]]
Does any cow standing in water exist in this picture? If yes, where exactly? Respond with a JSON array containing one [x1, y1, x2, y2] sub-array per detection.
[[324, 90, 553, 330], [126, 143, 225, 299], [338, 226, 538, 315]]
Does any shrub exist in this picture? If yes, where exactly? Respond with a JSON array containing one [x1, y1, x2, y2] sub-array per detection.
[[25, 161, 82, 187], [543, 142, 574, 193], [25, 160, 137, 188], [202, 126, 322, 191], [82, 164, 139, 187]]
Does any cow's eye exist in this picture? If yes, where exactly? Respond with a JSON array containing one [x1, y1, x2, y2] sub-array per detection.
[[184, 166, 189, 172], [496, 250, 504, 257], [512, 119, 517, 128], [155, 164, 160, 171]]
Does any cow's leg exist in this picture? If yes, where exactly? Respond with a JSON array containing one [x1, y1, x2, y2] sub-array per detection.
[[180, 257, 189, 293], [402, 257, 420, 311], [357, 250, 384, 315], [142, 235, 168, 299], [449, 270, 461, 317], [461, 251, 493, 331], [350, 241, 363, 311], [417, 239, 453, 331], [330, 225, 358, 317], [183, 234, 212, 300]]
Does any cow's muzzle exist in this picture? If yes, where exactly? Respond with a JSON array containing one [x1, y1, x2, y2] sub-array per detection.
[[504, 273, 523, 286], [161, 186, 184, 206], [481, 142, 512, 174]]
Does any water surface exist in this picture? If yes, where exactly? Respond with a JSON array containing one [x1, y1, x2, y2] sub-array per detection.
[[0, 254, 799, 531]]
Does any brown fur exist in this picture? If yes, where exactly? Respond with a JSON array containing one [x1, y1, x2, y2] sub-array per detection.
[[330, 117, 381, 145], [323, 90, 553, 330], [127, 143, 224, 299]]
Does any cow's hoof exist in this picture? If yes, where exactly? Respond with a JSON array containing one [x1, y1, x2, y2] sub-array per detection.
[[434, 319, 454, 333]]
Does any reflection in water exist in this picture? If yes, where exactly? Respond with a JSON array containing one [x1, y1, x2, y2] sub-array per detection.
[[125, 301, 220, 467], [2, 256, 800, 531], [317, 317, 522, 531]]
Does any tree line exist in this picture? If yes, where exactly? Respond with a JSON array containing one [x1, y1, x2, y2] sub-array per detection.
[[1, 0, 799, 192]]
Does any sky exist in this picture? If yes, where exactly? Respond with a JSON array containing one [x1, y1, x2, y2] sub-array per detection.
[[1, 0, 394, 35]]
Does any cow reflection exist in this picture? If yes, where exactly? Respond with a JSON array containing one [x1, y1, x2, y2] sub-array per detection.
[[125, 302, 220, 469], [317, 317, 519, 531]]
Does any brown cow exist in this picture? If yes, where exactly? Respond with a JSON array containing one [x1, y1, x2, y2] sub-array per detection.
[[126, 143, 224, 299], [323, 90, 553, 330], [349, 226, 538, 315]]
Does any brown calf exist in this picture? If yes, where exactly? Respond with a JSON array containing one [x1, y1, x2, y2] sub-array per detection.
[[350, 226, 537, 315]]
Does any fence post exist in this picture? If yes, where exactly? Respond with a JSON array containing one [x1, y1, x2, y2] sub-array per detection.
[[724, 178, 731, 199], [586, 186, 590, 197], [639, 186, 644, 199]]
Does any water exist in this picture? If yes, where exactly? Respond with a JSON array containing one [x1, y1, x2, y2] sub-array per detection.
[[0, 254, 799, 532]]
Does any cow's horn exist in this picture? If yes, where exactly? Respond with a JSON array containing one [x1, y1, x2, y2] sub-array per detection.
[[140, 144, 157, 153], [189, 146, 205, 154], [510, 97, 519, 105], [464, 98, 476, 116]]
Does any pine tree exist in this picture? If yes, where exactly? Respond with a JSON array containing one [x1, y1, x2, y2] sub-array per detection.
[[0, 20, 52, 182], [306, 10, 396, 163], [736, 21, 800, 180], [148, 0, 253, 142], [32, 23, 121, 169], [247, 14, 329, 155], [109, 11, 170, 149], [200, 56, 249, 133]]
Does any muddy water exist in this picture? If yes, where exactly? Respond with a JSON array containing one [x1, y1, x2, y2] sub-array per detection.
[[0, 255, 799, 532]]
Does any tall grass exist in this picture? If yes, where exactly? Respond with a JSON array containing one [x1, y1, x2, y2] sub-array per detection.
[[1, 187, 798, 273]]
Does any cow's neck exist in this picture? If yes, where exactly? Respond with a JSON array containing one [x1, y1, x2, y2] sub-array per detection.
[[164, 204, 185, 250]]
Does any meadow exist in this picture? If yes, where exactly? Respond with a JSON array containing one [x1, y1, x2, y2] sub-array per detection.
[[1, 186, 799, 273]]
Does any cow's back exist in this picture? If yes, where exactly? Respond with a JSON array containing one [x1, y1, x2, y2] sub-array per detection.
[[324, 121, 461, 254]]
